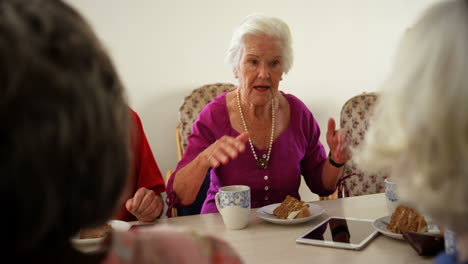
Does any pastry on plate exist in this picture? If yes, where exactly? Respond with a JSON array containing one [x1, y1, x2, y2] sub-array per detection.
[[273, 195, 311, 220], [80, 223, 113, 239], [387, 205, 427, 234]]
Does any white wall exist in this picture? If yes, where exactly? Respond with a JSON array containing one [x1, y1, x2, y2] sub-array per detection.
[[66, 0, 437, 202]]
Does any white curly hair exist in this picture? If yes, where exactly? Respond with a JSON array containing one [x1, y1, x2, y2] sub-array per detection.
[[354, 0, 468, 234], [224, 13, 293, 75]]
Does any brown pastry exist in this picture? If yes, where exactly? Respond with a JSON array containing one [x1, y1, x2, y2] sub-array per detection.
[[80, 223, 113, 239], [273, 195, 311, 219], [387, 205, 427, 234]]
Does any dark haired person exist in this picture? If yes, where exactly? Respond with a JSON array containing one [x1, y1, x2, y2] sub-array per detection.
[[1, 0, 241, 263]]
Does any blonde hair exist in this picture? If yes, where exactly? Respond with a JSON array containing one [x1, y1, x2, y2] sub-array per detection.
[[354, 0, 468, 233], [225, 13, 293, 74]]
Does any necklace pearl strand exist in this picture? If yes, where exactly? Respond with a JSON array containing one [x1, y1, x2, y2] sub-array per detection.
[[236, 88, 275, 169]]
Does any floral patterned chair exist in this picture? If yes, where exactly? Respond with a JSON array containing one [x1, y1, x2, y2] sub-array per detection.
[[178, 83, 236, 157], [167, 82, 236, 217], [338, 92, 388, 197]]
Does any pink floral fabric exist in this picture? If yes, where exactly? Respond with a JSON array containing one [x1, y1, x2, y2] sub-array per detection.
[[340, 92, 388, 196], [103, 225, 242, 264], [179, 83, 236, 153]]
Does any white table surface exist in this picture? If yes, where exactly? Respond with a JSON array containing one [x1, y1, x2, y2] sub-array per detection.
[[131, 193, 435, 264]]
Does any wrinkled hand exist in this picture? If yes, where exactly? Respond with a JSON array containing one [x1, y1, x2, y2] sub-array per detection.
[[125, 187, 163, 222], [326, 118, 350, 164], [202, 132, 249, 168]]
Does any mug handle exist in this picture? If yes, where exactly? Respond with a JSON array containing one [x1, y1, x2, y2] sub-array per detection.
[[215, 192, 222, 213]]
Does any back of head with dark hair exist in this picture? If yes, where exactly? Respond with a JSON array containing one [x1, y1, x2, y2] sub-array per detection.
[[0, 0, 130, 261]]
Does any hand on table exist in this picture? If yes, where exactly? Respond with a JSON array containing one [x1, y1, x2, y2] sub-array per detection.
[[202, 132, 249, 168], [326, 118, 351, 164], [125, 187, 163, 222]]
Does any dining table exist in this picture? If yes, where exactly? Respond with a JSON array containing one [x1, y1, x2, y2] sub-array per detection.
[[130, 193, 436, 264]]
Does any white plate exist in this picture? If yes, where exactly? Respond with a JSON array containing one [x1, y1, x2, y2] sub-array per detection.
[[373, 216, 404, 240], [372, 216, 440, 240], [256, 202, 324, 225], [72, 220, 131, 246]]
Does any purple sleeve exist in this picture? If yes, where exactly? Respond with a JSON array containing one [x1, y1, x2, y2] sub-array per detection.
[[295, 98, 334, 197], [165, 101, 221, 217]]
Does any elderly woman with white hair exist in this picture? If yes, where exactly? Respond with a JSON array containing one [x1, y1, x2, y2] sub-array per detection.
[[354, 0, 468, 263], [166, 14, 350, 216]]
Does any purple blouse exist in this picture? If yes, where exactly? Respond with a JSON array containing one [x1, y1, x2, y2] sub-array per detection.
[[166, 91, 332, 215]]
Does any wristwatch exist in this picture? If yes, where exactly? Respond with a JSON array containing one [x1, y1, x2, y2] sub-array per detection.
[[329, 151, 345, 168]]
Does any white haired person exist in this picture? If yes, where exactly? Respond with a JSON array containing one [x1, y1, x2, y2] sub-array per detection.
[[354, 0, 468, 263], [166, 14, 350, 216]]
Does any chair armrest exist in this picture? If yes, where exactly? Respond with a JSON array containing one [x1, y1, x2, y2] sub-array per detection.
[[176, 123, 183, 161], [319, 189, 339, 200]]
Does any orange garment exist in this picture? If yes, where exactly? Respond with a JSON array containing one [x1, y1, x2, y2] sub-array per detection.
[[115, 108, 166, 221]]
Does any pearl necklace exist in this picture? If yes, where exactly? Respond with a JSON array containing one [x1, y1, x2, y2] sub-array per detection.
[[236, 88, 275, 169]]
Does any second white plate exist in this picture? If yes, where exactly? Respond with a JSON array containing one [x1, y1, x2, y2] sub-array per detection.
[[72, 220, 131, 246], [256, 202, 324, 225], [372, 216, 440, 240], [372, 216, 404, 240]]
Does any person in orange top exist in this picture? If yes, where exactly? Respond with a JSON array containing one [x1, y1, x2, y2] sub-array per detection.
[[115, 108, 166, 222]]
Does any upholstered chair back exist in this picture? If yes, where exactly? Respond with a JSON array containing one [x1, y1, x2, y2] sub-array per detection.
[[340, 92, 386, 197], [179, 83, 236, 155]]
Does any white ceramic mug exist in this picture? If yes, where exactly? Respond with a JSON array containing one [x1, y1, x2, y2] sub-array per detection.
[[444, 229, 458, 255], [215, 185, 251, 230], [384, 178, 402, 215]]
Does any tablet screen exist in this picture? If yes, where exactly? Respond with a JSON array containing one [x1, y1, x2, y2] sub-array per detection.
[[296, 217, 378, 250]]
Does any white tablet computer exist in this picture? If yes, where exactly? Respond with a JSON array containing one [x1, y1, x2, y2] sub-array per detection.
[[296, 216, 378, 250]]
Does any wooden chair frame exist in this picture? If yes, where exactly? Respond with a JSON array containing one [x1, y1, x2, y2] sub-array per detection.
[[165, 123, 182, 217]]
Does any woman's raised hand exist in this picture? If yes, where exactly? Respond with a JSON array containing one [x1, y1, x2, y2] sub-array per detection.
[[326, 118, 351, 164], [202, 132, 249, 168]]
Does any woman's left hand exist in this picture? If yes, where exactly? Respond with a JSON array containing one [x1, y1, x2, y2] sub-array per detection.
[[126, 187, 163, 222], [326, 118, 350, 164]]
